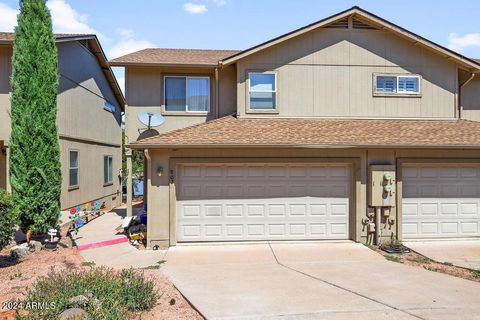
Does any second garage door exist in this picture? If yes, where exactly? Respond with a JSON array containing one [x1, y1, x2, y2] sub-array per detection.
[[176, 163, 351, 242], [403, 165, 480, 239]]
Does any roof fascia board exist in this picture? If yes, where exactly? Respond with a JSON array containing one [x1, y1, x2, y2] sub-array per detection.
[[85, 37, 126, 109], [108, 61, 218, 68], [127, 143, 480, 150]]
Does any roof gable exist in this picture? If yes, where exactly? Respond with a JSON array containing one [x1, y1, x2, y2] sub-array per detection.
[[0, 32, 125, 108], [220, 6, 480, 72]]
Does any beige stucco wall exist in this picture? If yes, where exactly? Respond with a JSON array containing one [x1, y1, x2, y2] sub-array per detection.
[[143, 147, 480, 248], [125, 65, 236, 143], [0, 41, 122, 210], [462, 77, 480, 121], [236, 28, 459, 119]]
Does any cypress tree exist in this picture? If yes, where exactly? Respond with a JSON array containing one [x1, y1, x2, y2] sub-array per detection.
[[10, 0, 61, 235]]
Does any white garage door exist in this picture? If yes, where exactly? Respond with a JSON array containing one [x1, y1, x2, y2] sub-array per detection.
[[403, 165, 480, 239], [176, 163, 351, 242]]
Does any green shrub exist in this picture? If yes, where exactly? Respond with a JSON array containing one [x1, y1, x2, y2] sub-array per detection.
[[17, 267, 158, 320], [0, 190, 19, 250]]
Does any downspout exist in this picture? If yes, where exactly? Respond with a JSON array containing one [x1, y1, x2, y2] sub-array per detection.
[[459, 73, 476, 119], [215, 67, 220, 117], [144, 148, 151, 249]]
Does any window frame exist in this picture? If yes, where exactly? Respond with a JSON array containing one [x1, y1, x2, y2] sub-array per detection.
[[68, 149, 79, 190], [103, 155, 113, 186], [163, 75, 211, 113], [247, 71, 278, 113], [373, 73, 422, 97]]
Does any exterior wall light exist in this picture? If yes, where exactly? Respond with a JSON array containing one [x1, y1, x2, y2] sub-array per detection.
[[157, 166, 164, 177]]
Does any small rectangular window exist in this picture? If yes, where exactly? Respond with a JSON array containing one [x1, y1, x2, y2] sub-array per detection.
[[249, 73, 276, 110], [375, 74, 421, 95], [104, 155, 113, 185], [69, 150, 79, 188], [104, 101, 116, 113], [164, 76, 210, 112]]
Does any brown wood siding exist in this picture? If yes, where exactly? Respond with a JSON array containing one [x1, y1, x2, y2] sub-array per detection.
[[462, 77, 480, 121], [236, 28, 457, 119], [125, 65, 237, 143]]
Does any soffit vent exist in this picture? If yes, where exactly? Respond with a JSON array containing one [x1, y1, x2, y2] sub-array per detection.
[[325, 17, 348, 28], [77, 39, 96, 55], [78, 39, 88, 49], [353, 17, 379, 30]]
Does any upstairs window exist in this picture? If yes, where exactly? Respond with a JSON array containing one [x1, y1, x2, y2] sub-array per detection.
[[164, 76, 210, 112], [374, 74, 421, 95], [249, 72, 276, 110]]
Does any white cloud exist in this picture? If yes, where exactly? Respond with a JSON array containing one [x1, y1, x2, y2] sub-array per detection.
[[47, 0, 95, 33], [0, 1, 108, 41], [448, 32, 480, 52], [0, 3, 18, 31], [107, 28, 155, 59], [46, 0, 110, 43], [183, 2, 208, 14]]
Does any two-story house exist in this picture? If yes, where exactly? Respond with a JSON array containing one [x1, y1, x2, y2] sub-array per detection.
[[0, 33, 124, 211], [111, 7, 480, 248]]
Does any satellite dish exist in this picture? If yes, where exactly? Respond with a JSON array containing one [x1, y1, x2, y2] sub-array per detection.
[[138, 112, 165, 129]]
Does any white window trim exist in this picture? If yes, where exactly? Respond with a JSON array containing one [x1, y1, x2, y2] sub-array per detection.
[[104, 155, 113, 185], [69, 150, 79, 189], [373, 73, 422, 96], [248, 72, 277, 111], [163, 75, 211, 113]]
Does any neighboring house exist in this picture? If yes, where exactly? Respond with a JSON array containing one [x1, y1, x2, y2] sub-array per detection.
[[110, 7, 480, 248], [0, 33, 124, 211]]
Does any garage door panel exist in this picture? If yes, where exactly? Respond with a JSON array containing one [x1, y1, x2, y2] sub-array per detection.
[[403, 165, 480, 239], [177, 163, 351, 242]]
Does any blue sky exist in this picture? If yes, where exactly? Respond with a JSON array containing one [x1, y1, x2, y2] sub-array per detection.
[[1, 0, 479, 91]]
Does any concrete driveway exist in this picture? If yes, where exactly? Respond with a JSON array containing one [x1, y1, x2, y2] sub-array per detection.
[[162, 242, 480, 320], [404, 240, 480, 271]]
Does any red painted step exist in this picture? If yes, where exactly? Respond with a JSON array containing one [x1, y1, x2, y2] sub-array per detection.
[[77, 236, 128, 251]]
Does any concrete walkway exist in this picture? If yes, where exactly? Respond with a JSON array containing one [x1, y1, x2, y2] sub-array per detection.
[[74, 205, 166, 269], [163, 242, 480, 320], [404, 239, 480, 271]]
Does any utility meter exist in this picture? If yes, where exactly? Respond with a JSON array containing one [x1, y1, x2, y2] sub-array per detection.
[[368, 165, 396, 207]]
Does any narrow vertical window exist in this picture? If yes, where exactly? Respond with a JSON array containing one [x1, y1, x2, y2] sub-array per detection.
[[69, 150, 79, 188], [104, 155, 113, 185]]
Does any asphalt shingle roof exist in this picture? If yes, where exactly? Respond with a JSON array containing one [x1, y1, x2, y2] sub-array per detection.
[[109, 48, 241, 66], [129, 115, 480, 148]]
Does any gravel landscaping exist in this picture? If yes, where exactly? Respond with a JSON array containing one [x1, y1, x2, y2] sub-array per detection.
[[0, 236, 202, 319]]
